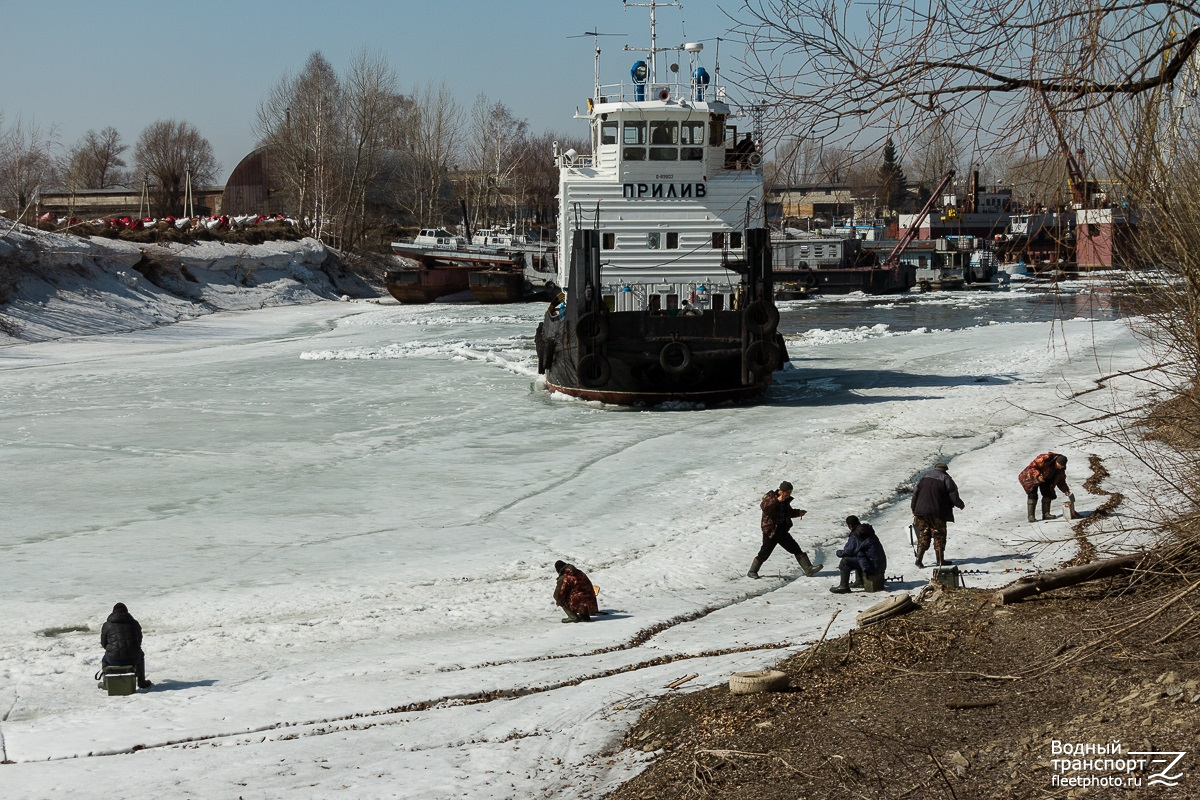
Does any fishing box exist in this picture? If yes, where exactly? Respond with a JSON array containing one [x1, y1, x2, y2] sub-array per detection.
[[863, 572, 887, 592], [100, 665, 137, 696], [932, 564, 963, 589]]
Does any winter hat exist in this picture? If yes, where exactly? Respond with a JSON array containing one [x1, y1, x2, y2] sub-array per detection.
[[554, 560, 567, 574], [779, 481, 794, 492], [935, 463, 949, 470], [1055, 455, 1068, 466], [112, 602, 127, 614], [845, 515, 860, 528]]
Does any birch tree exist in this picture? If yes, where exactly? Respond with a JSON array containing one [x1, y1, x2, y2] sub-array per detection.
[[463, 94, 530, 231], [0, 116, 59, 222]]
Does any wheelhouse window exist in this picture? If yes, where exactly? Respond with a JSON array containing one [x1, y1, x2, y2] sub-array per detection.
[[681, 121, 705, 160], [600, 121, 618, 145], [649, 120, 679, 161], [623, 121, 646, 160]]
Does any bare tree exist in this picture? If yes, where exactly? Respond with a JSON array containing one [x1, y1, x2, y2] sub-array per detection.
[[393, 81, 462, 227], [463, 94, 530, 231], [64, 127, 129, 191], [510, 131, 581, 227], [0, 116, 59, 222], [910, 116, 958, 193], [133, 119, 217, 217], [338, 49, 404, 249], [733, 0, 1200, 153], [254, 52, 343, 239]]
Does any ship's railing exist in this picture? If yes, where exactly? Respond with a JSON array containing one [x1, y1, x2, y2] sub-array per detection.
[[594, 79, 727, 105], [556, 151, 595, 169]]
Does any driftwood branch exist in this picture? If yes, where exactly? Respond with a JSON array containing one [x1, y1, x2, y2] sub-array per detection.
[[992, 554, 1143, 605]]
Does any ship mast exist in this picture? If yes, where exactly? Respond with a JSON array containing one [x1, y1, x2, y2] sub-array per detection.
[[623, 0, 682, 85]]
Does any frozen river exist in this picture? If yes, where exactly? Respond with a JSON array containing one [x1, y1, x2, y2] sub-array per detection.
[[0, 286, 1156, 798]]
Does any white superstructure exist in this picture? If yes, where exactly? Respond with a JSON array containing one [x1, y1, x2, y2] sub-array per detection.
[[556, 5, 765, 316]]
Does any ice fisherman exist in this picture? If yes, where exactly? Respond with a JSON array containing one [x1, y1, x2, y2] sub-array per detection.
[[1019, 452, 1072, 522], [910, 462, 966, 567], [747, 481, 821, 579], [553, 560, 598, 623], [830, 516, 887, 594], [100, 602, 153, 689]]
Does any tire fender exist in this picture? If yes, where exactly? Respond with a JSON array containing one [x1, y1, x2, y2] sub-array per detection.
[[743, 300, 780, 335], [577, 352, 612, 387], [658, 340, 692, 374], [575, 311, 609, 345], [745, 338, 782, 372]]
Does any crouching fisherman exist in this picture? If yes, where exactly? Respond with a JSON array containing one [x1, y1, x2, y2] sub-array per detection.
[[830, 516, 887, 594], [101, 602, 153, 689], [553, 560, 598, 623]]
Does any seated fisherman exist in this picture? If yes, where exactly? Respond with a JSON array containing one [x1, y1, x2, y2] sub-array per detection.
[[101, 602, 152, 689], [830, 516, 887, 594]]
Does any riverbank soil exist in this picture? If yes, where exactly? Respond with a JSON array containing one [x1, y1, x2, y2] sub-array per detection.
[[604, 579, 1200, 799]]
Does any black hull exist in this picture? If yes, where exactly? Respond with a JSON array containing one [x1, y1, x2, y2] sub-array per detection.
[[775, 266, 915, 295], [536, 309, 783, 406]]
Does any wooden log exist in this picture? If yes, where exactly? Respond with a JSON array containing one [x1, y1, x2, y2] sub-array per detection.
[[992, 554, 1143, 605]]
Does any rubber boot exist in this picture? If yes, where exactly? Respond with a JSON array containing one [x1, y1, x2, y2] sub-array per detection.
[[1041, 497, 1056, 521], [849, 569, 864, 588], [915, 546, 927, 568], [561, 608, 579, 623], [796, 551, 821, 577], [829, 570, 851, 593], [1027, 498, 1037, 523], [747, 558, 762, 579], [934, 544, 952, 566]]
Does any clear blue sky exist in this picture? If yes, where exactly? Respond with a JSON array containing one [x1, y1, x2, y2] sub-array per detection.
[[1, 0, 746, 183]]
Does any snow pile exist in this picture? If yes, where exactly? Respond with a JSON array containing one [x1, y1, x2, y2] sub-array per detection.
[[0, 220, 372, 343]]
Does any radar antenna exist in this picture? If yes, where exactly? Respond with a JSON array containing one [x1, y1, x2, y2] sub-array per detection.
[[569, 29, 626, 97]]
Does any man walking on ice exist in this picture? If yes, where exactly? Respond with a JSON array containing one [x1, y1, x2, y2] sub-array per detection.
[[748, 481, 820, 579]]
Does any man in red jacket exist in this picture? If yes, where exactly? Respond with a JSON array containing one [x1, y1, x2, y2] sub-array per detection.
[[553, 560, 598, 623], [1019, 452, 1071, 522]]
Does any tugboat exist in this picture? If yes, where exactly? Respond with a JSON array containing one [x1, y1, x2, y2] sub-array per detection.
[[535, 2, 785, 405]]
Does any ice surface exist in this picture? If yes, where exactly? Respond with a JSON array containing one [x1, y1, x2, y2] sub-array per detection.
[[0, 294, 1167, 799]]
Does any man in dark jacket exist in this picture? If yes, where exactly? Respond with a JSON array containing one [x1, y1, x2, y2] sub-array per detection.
[[910, 462, 966, 568], [100, 602, 152, 689], [830, 516, 887, 593], [748, 481, 820, 579], [553, 560, 599, 623]]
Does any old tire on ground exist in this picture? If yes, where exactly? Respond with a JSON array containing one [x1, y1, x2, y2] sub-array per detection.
[[855, 593, 917, 627], [729, 669, 789, 695]]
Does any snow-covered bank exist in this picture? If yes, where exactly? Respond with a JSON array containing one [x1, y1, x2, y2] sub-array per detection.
[[0, 296, 1166, 799], [0, 222, 375, 344]]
